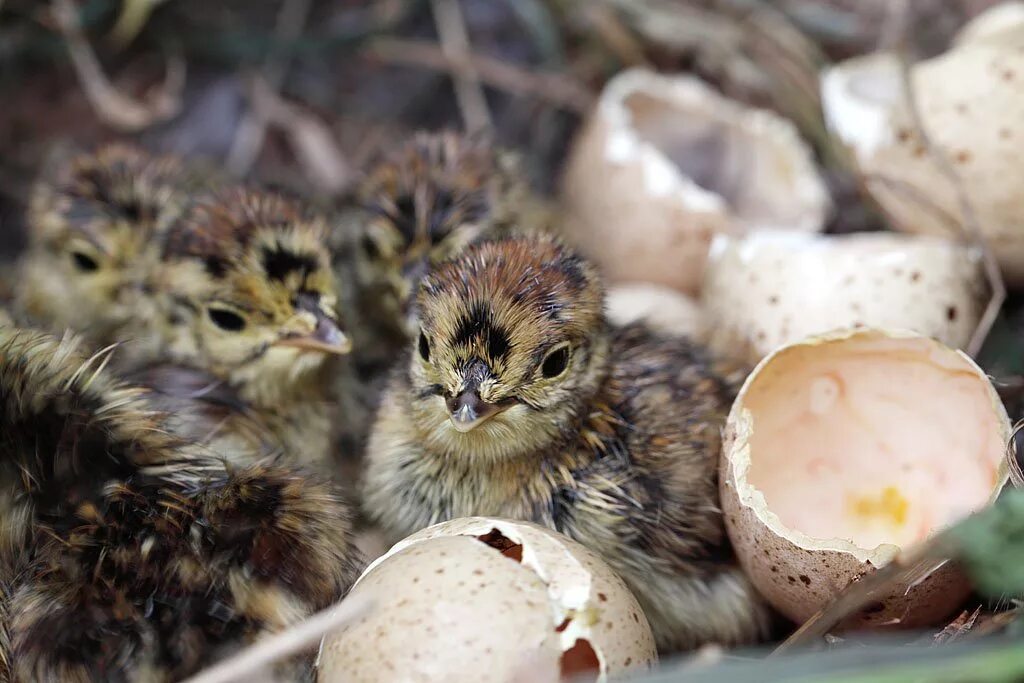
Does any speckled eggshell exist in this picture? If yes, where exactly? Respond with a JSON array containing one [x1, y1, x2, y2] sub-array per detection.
[[823, 11, 1024, 285], [701, 231, 987, 364], [560, 68, 828, 295], [606, 283, 707, 340], [318, 517, 657, 683], [719, 329, 1010, 629]]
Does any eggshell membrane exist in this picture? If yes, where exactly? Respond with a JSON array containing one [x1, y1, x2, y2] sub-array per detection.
[[560, 68, 829, 295], [721, 329, 1009, 628], [318, 517, 657, 683], [702, 231, 988, 364], [606, 283, 707, 340], [822, 23, 1024, 284]]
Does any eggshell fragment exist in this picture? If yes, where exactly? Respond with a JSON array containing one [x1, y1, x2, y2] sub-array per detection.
[[560, 68, 829, 295], [606, 283, 706, 340], [702, 231, 988, 364], [317, 517, 657, 683], [822, 5, 1024, 284], [721, 329, 1009, 628]]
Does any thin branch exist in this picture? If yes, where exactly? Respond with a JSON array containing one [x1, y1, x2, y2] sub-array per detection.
[[430, 0, 492, 134], [226, 0, 312, 176], [181, 593, 373, 683], [50, 0, 184, 132], [364, 38, 594, 113]]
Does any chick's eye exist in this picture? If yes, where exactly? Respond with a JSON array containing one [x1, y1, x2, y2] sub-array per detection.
[[541, 345, 571, 379], [71, 251, 99, 272], [418, 331, 431, 362], [361, 234, 380, 260], [208, 307, 246, 332]]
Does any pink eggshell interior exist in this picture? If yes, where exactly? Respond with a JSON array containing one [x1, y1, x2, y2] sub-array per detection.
[[743, 334, 1004, 551]]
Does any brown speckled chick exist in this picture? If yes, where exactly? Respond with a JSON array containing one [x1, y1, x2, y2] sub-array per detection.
[[363, 235, 770, 652], [0, 326, 359, 680], [341, 132, 541, 372], [121, 186, 350, 469], [16, 143, 197, 346]]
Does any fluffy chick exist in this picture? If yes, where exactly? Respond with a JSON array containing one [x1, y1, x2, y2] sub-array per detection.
[[363, 236, 770, 652], [123, 186, 350, 468], [16, 143, 197, 346], [342, 132, 540, 370], [0, 326, 359, 680]]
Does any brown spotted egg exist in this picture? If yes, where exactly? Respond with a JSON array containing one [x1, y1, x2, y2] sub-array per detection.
[[317, 517, 657, 683], [701, 231, 987, 364], [720, 328, 1009, 628]]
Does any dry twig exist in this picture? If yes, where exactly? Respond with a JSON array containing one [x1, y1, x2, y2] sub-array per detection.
[[50, 0, 184, 132], [430, 0, 492, 134], [181, 593, 373, 683], [365, 38, 594, 113]]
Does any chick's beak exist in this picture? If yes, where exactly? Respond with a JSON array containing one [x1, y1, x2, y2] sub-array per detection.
[[445, 390, 508, 433], [274, 314, 352, 355]]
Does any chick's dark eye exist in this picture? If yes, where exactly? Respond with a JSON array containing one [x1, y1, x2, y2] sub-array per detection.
[[71, 251, 99, 272], [208, 307, 246, 332], [541, 345, 570, 379], [361, 234, 380, 260], [418, 331, 431, 362]]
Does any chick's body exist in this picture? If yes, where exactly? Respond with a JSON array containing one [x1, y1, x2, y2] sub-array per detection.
[[122, 187, 350, 468], [0, 326, 360, 680], [364, 236, 769, 652], [16, 143, 198, 346]]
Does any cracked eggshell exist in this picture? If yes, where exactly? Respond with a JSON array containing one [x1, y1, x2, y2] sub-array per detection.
[[721, 329, 1010, 628], [560, 68, 829, 296], [317, 517, 656, 683], [822, 7, 1024, 285], [702, 231, 988, 364], [606, 283, 706, 340]]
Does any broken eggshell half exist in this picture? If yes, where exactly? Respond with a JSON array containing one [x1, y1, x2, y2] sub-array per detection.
[[606, 283, 707, 341], [721, 328, 1010, 628], [822, 6, 1024, 285], [701, 231, 988, 364], [560, 68, 829, 296], [317, 517, 657, 683]]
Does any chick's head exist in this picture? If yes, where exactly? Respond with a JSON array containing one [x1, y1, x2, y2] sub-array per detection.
[[19, 143, 188, 340], [409, 235, 607, 459], [157, 188, 348, 402], [355, 132, 523, 338]]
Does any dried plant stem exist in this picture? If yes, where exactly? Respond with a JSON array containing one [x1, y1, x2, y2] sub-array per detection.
[[50, 0, 184, 132], [431, 0, 492, 134], [365, 38, 594, 113], [226, 0, 312, 176], [181, 593, 373, 683]]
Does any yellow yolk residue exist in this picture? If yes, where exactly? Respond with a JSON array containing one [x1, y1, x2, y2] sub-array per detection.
[[848, 486, 909, 528]]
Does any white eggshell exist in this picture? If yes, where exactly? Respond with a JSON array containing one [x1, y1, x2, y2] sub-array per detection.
[[560, 68, 829, 295], [720, 329, 1009, 628], [701, 231, 988, 364], [822, 9, 1024, 285], [317, 517, 657, 683], [606, 283, 706, 340]]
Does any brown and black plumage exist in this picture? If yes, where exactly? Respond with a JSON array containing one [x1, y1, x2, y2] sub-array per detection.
[[0, 326, 359, 681], [341, 132, 541, 372], [363, 235, 769, 652], [16, 143, 198, 346], [121, 186, 350, 468]]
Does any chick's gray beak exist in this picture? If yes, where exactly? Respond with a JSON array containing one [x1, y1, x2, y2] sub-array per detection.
[[446, 390, 504, 433], [275, 315, 352, 355]]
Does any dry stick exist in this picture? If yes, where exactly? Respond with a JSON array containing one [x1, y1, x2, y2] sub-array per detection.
[[180, 594, 374, 683], [226, 0, 312, 176], [365, 38, 594, 113], [431, 0, 492, 134], [50, 0, 184, 132]]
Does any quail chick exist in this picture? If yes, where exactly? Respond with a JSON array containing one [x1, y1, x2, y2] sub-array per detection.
[[121, 186, 350, 468], [363, 235, 770, 652], [341, 131, 543, 372], [16, 143, 197, 346], [0, 326, 360, 680]]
